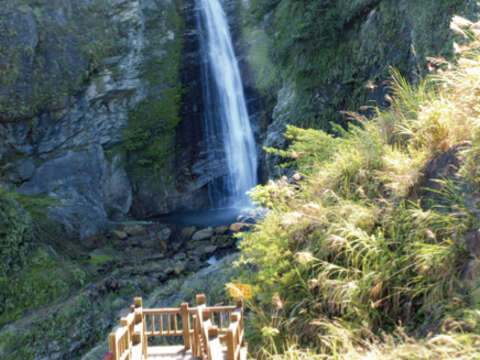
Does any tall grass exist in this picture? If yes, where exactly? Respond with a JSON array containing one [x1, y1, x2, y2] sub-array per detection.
[[236, 16, 480, 359]]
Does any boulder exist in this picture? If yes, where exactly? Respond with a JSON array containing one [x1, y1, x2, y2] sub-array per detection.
[[213, 235, 236, 248], [158, 237, 167, 253], [173, 262, 186, 275], [199, 244, 217, 257], [181, 226, 197, 240], [157, 227, 172, 252], [125, 225, 147, 237], [230, 223, 249, 232], [214, 225, 229, 235], [192, 227, 214, 241], [174, 252, 187, 261], [158, 227, 172, 242], [113, 230, 128, 240]]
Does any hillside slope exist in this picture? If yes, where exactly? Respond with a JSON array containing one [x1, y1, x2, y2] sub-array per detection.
[[237, 16, 480, 359]]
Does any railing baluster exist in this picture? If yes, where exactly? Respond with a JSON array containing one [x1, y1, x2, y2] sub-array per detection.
[[181, 303, 191, 350], [159, 313, 163, 336], [167, 313, 171, 335], [106, 295, 246, 360], [151, 314, 155, 336]]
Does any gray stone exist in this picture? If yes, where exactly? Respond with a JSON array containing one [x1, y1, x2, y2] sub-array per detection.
[[158, 227, 172, 242], [18, 159, 36, 180], [213, 235, 236, 248], [181, 226, 197, 240], [192, 227, 214, 241], [158, 237, 167, 253], [173, 262, 186, 275], [103, 155, 132, 219], [174, 252, 187, 261], [125, 225, 147, 237], [214, 225, 229, 235], [200, 244, 217, 255], [113, 230, 128, 240], [263, 84, 294, 178], [18, 146, 109, 239]]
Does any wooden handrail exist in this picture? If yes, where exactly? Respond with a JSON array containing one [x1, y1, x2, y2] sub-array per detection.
[[225, 307, 245, 360], [104, 296, 246, 360]]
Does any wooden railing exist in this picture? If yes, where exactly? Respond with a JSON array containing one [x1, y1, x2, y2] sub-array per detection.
[[226, 312, 245, 360], [107, 298, 147, 360], [103, 295, 246, 360], [143, 302, 191, 349]]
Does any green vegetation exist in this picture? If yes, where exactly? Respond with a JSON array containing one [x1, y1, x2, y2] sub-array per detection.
[[0, 293, 125, 360], [0, 247, 87, 326], [0, 186, 87, 326], [0, 186, 32, 281], [89, 253, 119, 267], [237, 16, 480, 359], [120, 0, 185, 177], [0, 0, 119, 121], [242, 0, 478, 129], [11, 192, 58, 223]]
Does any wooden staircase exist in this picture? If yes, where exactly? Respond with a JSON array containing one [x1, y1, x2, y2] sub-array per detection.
[[103, 295, 247, 360]]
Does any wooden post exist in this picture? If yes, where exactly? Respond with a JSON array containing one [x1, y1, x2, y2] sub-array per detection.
[[109, 333, 117, 360], [134, 297, 143, 308], [196, 294, 206, 306], [120, 318, 131, 360], [181, 303, 191, 350], [208, 326, 218, 339], [142, 313, 148, 359], [202, 309, 210, 322], [192, 314, 198, 357], [226, 328, 235, 360], [134, 308, 142, 324], [132, 331, 141, 345]]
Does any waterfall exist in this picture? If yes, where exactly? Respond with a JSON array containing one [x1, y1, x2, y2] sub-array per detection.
[[197, 0, 258, 208]]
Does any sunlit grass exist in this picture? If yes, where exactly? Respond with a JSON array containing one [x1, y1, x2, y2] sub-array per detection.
[[237, 15, 480, 360]]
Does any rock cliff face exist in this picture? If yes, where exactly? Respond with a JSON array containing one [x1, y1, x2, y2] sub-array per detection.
[[0, 0, 478, 239], [0, 0, 212, 239], [234, 0, 479, 178], [0, 0, 145, 239]]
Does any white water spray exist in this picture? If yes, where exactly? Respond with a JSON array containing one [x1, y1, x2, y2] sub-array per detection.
[[197, 0, 258, 207]]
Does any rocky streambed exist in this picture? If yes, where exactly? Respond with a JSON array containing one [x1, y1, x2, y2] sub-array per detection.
[[0, 219, 244, 360]]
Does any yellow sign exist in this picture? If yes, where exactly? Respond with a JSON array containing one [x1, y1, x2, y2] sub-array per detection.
[[227, 283, 252, 299]]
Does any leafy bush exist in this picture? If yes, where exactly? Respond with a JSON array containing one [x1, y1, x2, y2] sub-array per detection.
[[0, 186, 32, 279], [0, 247, 88, 325], [0, 187, 84, 326], [237, 16, 480, 359]]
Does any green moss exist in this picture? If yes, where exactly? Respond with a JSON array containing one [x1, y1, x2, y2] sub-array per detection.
[[11, 192, 58, 223], [89, 254, 119, 267], [0, 0, 119, 121], [243, 0, 479, 130], [0, 292, 124, 360], [0, 186, 32, 280], [120, 0, 185, 178], [0, 247, 87, 326]]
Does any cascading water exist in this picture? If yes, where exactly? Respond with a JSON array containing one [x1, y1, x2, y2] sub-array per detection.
[[196, 0, 258, 208]]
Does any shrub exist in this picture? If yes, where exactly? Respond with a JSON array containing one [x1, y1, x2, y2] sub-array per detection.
[[0, 186, 32, 279], [236, 15, 480, 359]]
